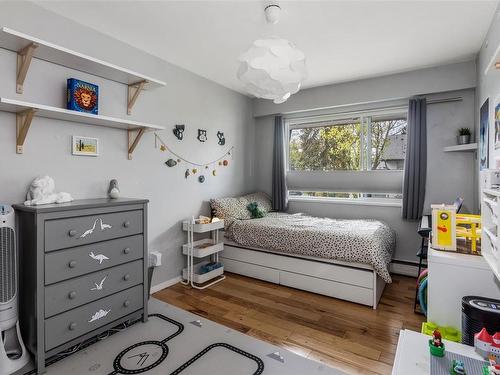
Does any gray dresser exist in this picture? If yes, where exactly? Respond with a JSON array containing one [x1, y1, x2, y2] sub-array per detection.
[[13, 198, 149, 375]]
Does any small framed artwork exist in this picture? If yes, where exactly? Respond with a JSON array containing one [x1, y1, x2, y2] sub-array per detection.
[[480, 98, 489, 170], [495, 101, 500, 149], [72, 136, 99, 156]]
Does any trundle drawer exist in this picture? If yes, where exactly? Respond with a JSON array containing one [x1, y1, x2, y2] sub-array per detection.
[[45, 210, 143, 251], [45, 235, 143, 285], [45, 285, 143, 351], [45, 260, 143, 318], [222, 258, 279, 284], [279, 271, 374, 306]]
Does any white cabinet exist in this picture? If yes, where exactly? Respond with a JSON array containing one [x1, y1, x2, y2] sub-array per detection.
[[427, 247, 500, 329]]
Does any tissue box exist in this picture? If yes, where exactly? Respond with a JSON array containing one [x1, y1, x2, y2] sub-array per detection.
[[67, 78, 98, 114]]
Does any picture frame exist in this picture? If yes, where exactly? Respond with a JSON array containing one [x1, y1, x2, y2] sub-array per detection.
[[495, 101, 500, 149], [72, 136, 99, 156], [480, 98, 489, 170]]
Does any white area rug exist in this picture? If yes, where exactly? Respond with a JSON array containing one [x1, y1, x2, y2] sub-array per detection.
[[27, 298, 344, 374]]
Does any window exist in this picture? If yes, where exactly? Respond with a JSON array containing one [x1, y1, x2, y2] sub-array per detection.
[[287, 109, 407, 204], [288, 112, 407, 172]]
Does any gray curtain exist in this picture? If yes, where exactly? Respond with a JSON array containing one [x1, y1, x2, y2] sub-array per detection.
[[402, 98, 427, 220], [272, 115, 288, 211]]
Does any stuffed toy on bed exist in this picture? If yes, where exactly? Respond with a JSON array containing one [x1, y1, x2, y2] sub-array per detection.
[[247, 202, 266, 218]]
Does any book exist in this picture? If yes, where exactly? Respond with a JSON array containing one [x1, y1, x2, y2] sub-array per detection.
[[67, 78, 98, 115]]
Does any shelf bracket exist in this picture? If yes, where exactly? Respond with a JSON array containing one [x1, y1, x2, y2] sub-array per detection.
[[16, 109, 36, 154], [128, 128, 145, 160], [16, 42, 38, 94], [127, 80, 147, 115]]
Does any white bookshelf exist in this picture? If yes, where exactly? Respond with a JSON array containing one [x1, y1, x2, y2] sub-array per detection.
[[0, 27, 166, 91], [181, 219, 225, 289], [480, 188, 500, 281], [0, 97, 164, 159]]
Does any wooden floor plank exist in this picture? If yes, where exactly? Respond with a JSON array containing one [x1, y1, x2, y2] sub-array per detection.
[[153, 272, 424, 375]]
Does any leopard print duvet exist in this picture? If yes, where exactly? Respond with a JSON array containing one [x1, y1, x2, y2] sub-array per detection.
[[226, 212, 395, 283]]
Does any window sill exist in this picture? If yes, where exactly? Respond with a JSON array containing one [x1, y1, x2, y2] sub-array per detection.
[[288, 196, 403, 208]]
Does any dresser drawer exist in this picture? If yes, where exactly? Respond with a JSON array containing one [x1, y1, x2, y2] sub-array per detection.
[[45, 260, 143, 318], [45, 235, 143, 285], [45, 210, 143, 252], [45, 285, 143, 351]]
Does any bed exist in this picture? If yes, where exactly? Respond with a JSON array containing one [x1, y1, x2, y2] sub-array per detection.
[[210, 193, 395, 309]]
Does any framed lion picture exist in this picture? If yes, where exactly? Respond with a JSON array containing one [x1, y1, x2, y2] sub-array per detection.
[[67, 78, 98, 115]]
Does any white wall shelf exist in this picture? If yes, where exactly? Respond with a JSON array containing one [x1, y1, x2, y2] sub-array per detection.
[[0, 97, 164, 159], [443, 143, 477, 152], [0, 27, 166, 113]]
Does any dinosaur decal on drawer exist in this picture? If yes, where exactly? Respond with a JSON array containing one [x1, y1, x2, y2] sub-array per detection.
[[90, 276, 107, 291], [88, 308, 111, 323], [79, 218, 113, 238], [89, 251, 109, 264]]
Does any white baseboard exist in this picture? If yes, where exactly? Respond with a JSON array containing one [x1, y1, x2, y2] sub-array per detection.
[[390, 262, 419, 277], [150, 276, 182, 294]]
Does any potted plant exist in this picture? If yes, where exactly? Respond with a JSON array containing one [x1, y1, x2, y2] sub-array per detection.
[[457, 128, 471, 145]]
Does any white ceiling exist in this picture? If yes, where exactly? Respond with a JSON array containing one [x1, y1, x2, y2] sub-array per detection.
[[36, 1, 498, 96]]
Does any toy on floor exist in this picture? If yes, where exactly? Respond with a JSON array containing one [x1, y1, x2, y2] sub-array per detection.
[[417, 269, 428, 316], [475, 328, 500, 361], [450, 359, 466, 375], [429, 330, 446, 357], [422, 322, 461, 343], [483, 356, 500, 375]]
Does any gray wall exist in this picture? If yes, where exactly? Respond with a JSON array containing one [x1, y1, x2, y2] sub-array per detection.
[[477, 3, 500, 173], [0, 2, 255, 287], [254, 83, 476, 263], [254, 61, 476, 117]]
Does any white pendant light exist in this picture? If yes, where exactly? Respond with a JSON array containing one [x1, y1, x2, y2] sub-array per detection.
[[237, 4, 306, 104]]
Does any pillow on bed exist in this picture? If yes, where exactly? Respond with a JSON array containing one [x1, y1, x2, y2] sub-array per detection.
[[210, 197, 251, 222], [242, 192, 272, 212]]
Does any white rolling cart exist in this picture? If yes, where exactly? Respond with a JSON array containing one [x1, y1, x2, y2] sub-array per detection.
[[181, 218, 225, 289]]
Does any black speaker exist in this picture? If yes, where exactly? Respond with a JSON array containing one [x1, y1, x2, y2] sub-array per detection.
[[462, 296, 500, 345]]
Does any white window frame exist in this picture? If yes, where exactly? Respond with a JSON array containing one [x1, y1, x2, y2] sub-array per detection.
[[285, 106, 408, 206]]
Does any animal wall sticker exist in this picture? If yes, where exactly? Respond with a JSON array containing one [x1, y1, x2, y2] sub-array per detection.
[[173, 125, 185, 140], [197, 129, 208, 142], [217, 131, 225, 146]]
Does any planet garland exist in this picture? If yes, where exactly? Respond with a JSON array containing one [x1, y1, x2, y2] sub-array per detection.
[[155, 133, 233, 182]]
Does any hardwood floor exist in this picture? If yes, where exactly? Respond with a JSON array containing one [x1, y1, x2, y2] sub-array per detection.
[[153, 273, 424, 375]]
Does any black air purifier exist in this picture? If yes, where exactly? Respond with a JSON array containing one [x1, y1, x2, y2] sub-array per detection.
[[462, 296, 500, 345]]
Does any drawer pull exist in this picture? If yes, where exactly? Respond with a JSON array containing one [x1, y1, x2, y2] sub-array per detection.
[[68, 291, 76, 300], [123, 247, 131, 255], [68, 230, 77, 237], [68, 260, 77, 268], [123, 274, 130, 281], [123, 221, 131, 228], [68, 322, 77, 331], [123, 300, 130, 308]]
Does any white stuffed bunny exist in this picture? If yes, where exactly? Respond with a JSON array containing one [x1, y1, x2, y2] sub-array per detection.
[[24, 176, 73, 206]]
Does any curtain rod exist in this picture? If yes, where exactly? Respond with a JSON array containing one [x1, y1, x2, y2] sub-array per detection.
[[282, 95, 463, 122]]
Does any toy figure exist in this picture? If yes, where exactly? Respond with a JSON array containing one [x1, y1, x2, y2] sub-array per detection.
[[483, 356, 500, 375], [429, 329, 445, 357], [450, 359, 466, 375], [433, 330, 443, 347]]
